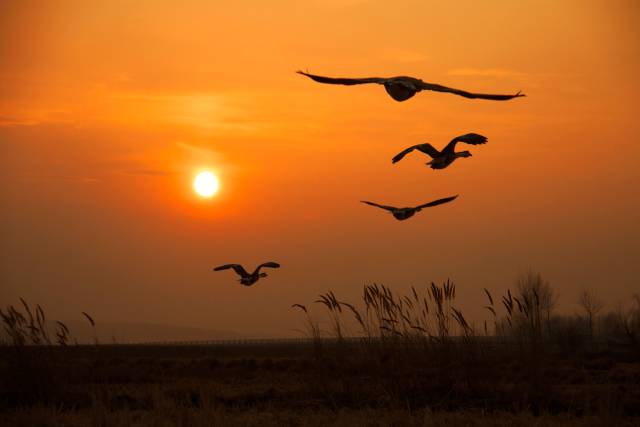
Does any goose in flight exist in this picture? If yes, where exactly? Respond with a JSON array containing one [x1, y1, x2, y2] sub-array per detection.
[[361, 196, 458, 221], [392, 133, 487, 170], [297, 71, 525, 102], [213, 262, 280, 286]]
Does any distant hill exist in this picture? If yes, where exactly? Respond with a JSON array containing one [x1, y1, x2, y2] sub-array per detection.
[[0, 321, 247, 344], [0, 315, 305, 344]]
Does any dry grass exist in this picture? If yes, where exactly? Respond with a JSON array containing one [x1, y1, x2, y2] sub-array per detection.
[[3, 405, 636, 427], [296, 281, 471, 345]]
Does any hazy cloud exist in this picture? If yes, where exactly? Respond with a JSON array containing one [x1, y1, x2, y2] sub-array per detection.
[[379, 49, 427, 63], [447, 68, 526, 79], [121, 168, 172, 177], [0, 111, 73, 127], [95, 157, 175, 178], [45, 174, 101, 183], [311, 0, 369, 7], [176, 141, 223, 158], [0, 115, 40, 127], [108, 91, 262, 133]]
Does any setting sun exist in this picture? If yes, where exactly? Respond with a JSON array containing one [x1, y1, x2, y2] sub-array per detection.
[[193, 171, 219, 197]]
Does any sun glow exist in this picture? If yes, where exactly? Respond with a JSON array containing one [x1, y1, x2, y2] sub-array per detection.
[[193, 171, 219, 197]]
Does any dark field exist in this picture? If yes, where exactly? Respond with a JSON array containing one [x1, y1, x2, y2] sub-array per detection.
[[1, 339, 639, 426], [3, 281, 640, 425]]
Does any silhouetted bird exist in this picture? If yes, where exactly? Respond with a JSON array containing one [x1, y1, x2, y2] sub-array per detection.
[[392, 133, 487, 170], [297, 71, 524, 102], [361, 196, 458, 221], [213, 262, 280, 286]]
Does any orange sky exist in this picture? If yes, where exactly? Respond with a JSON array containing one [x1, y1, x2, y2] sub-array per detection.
[[1, 1, 639, 337]]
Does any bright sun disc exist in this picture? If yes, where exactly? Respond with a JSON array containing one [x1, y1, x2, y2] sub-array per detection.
[[193, 171, 219, 197]]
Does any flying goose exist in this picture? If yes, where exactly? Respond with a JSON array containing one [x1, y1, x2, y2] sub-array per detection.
[[392, 133, 487, 170], [297, 71, 524, 102], [361, 196, 458, 221], [213, 262, 280, 286]]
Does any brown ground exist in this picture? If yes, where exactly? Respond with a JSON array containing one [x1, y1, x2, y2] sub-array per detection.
[[1, 341, 639, 426]]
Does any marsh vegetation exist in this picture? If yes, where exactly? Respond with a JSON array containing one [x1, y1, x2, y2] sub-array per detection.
[[1, 274, 639, 426]]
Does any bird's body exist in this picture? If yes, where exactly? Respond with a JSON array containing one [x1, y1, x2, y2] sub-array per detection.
[[388, 208, 419, 221], [297, 71, 525, 102], [393, 133, 487, 170], [213, 262, 280, 286], [425, 150, 472, 169], [361, 196, 458, 221], [239, 273, 266, 286]]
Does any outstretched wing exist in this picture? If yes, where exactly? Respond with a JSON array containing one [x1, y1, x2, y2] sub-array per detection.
[[442, 133, 488, 155], [214, 264, 249, 277], [416, 80, 525, 101], [253, 262, 280, 275], [415, 195, 458, 210], [297, 71, 386, 86], [361, 201, 396, 212], [392, 143, 441, 163]]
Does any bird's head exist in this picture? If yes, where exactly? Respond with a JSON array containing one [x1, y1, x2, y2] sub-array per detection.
[[458, 150, 472, 158]]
